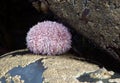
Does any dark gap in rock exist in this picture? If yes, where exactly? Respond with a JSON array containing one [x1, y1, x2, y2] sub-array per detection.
[[0, 0, 56, 55]]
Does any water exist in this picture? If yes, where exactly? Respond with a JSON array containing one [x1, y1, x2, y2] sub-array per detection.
[[0, 60, 45, 83]]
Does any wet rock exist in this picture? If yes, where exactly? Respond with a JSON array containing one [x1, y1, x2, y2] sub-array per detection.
[[0, 49, 120, 83]]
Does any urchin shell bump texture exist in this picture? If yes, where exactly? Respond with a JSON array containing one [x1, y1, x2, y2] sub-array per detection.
[[26, 21, 72, 55]]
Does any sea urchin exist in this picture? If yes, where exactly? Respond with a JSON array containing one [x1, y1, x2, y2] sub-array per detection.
[[26, 21, 72, 55]]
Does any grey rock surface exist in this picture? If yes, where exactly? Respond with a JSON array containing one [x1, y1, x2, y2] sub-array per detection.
[[44, 0, 120, 62], [0, 49, 120, 83]]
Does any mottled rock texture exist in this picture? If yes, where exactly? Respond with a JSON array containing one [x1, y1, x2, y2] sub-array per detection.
[[45, 0, 120, 62], [0, 49, 120, 83]]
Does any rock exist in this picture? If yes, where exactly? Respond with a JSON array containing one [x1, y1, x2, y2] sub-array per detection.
[[39, 0, 120, 63], [0, 49, 120, 83], [0, 0, 119, 72], [42, 54, 99, 83]]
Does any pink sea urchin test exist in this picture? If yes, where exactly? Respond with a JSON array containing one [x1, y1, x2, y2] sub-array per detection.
[[26, 21, 72, 55]]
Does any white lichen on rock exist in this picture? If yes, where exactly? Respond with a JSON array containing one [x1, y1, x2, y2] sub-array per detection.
[[42, 55, 100, 83], [12, 75, 24, 83], [0, 49, 120, 83], [90, 68, 114, 79], [109, 78, 120, 83], [0, 49, 46, 78], [3, 74, 24, 83]]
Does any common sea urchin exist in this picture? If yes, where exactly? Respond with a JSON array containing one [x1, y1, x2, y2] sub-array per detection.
[[26, 21, 72, 55]]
